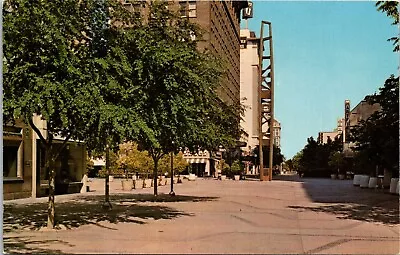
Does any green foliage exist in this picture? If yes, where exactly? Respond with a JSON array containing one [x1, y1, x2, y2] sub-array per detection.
[[158, 151, 189, 175], [294, 136, 343, 177], [350, 75, 399, 177], [116, 142, 152, 176], [376, 1, 399, 52], [86, 155, 94, 175], [230, 160, 242, 174], [328, 151, 344, 174], [252, 144, 285, 167]]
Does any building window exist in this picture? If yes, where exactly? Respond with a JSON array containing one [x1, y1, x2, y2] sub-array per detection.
[[3, 143, 23, 179], [188, 1, 196, 17], [179, 1, 196, 18]]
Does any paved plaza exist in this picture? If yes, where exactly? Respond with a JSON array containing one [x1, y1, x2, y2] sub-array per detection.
[[3, 174, 400, 254]]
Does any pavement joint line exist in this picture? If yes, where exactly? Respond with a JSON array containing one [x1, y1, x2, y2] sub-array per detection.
[[305, 237, 400, 254], [226, 200, 298, 220], [304, 238, 351, 254]]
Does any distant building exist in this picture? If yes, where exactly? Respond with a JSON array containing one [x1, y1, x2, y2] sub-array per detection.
[[240, 28, 260, 153], [349, 100, 381, 127], [273, 119, 281, 148], [344, 99, 381, 155], [317, 118, 344, 144]]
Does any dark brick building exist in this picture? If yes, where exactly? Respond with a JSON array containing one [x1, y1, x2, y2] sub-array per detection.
[[127, 0, 248, 104], [176, 0, 248, 105]]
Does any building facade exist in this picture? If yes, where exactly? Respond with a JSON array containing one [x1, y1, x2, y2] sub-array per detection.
[[175, 0, 248, 174], [273, 119, 281, 148], [3, 115, 87, 200], [239, 28, 259, 153], [123, 0, 248, 177], [317, 118, 344, 144]]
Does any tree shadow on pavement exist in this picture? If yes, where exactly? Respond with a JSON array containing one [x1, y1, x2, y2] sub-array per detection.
[[4, 194, 218, 232], [275, 174, 399, 225], [289, 202, 399, 225], [4, 236, 70, 254]]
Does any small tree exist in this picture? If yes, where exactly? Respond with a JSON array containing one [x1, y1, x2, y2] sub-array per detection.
[[328, 151, 344, 175], [231, 160, 242, 176]]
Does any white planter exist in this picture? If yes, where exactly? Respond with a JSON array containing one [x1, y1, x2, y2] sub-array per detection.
[[338, 174, 345, 180], [389, 178, 399, 194], [353, 174, 362, 186], [331, 174, 337, 180], [121, 179, 133, 191], [359, 175, 370, 188], [234, 175, 240, 181], [221, 175, 227, 181], [368, 177, 378, 188], [188, 173, 196, 181], [109, 176, 114, 182]]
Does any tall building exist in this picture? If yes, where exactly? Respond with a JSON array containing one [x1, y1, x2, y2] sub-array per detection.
[[240, 28, 259, 153], [175, 0, 248, 105], [174, 0, 248, 176], [123, 0, 248, 177]]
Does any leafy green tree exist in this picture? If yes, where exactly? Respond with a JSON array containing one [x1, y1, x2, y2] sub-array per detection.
[[116, 142, 152, 177], [294, 136, 342, 177], [3, 0, 145, 228], [350, 75, 399, 177], [252, 144, 285, 168], [230, 160, 242, 175], [291, 151, 303, 172], [328, 151, 344, 174], [127, 1, 241, 195], [4, 0, 101, 229]]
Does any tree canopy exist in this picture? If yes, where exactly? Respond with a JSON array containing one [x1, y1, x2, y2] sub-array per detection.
[[350, 75, 399, 176]]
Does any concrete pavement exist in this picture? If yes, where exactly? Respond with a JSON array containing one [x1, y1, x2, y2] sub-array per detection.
[[3, 174, 400, 254]]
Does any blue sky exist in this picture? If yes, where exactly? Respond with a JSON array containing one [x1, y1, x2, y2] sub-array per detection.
[[242, 1, 398, 159]]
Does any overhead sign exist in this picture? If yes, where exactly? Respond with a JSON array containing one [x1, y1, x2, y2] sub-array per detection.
[[344, 100, 350, 142], [242, 1, 253, 19]]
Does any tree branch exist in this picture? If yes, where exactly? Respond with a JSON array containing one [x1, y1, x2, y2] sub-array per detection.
[[52, 132, 73, 161], [28, 117, 48, 149]]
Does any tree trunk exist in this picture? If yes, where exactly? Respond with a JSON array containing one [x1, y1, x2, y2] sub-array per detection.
[[47, 163, 56, 229], [104, 145, 112, 209], [153, 159, 158, 196]]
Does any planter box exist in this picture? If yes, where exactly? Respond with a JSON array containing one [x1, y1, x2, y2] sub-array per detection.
[[331, 174, 337, 180], [389, 178, 399, 194], [338, 174, 345, 180], [353, 174, 362, 186], [368, 177, 378, 188], [109, 176, 114, 182], [121, 179, 133, 191], [359, 175, 370, 188], [221, 175, 227, 181], [234, 175, 240, 181]]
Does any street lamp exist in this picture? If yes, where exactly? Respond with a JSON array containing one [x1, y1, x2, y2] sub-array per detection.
[[169, 141, 175, 196]]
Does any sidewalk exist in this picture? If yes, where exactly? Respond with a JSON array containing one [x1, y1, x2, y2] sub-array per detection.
[[4, 175, 399, 254]]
